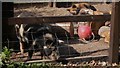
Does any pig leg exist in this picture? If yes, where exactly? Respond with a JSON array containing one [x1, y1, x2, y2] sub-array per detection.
[[51, 50, 57, 60], [20, 42, 24, 54], [32, 39, 45, 60], [43, 46, 51, 59], [27, 45, 34, 60], [40, 48, 44, 59]]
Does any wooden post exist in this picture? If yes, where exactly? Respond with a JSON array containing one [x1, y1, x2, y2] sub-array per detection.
[[48, 0, 56, 7], [53, 0, 56, 8], [0, 1, 2, 53], [53, 2, 56, 8], [48, 2, 53, 7], [70, 22, 74, 38], [109, 2, 120, 64], [2, 2, 14, 48]]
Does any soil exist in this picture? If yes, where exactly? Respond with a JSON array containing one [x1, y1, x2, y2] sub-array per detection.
[[14, 3, 112, 17], [10, 38, 109, 62]]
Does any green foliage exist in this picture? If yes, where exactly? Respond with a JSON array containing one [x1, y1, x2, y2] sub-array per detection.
[[1, 62, 50, 68], [0, 46, 12, 66], [1, 46, 11, 60], [0, 46, 50, 68]]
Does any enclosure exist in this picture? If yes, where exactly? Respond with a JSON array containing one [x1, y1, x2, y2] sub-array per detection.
[[1, 1, 120, 67]]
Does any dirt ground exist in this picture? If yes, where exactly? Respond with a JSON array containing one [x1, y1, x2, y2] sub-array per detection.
[[11, 3, 111, 62], [10, 38, 109, 62], [14, 3, 112, 17]]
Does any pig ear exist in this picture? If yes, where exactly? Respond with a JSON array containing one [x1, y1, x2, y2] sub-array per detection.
[[67, 8, 71, 11], [15, 24, 20, 34], [84, 4, 97, 11], [89, 5, 97, 11], [15, 24, 20, 29], [26, 27, 33, 33], [72, 4, 77, 8]]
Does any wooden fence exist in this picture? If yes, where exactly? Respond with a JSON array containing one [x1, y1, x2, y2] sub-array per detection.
[[2, 2, 120, 64], [109, 2, 120, 64], [8, 15, 111, 25]]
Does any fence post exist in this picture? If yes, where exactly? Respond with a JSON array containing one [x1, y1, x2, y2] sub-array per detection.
[[2, 2, 14, 48], [53, 0, 56, 8], [109, 2, 120, 64], [48, 2, 53, 7], [0, 1, 2, 53]]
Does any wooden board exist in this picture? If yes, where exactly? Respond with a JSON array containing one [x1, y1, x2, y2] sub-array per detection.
[[8, 15, 111, 25], [109, 2, 120, 64], [25, 55, 108, 63]]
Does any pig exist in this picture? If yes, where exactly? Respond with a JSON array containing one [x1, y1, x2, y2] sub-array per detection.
[[67, 3, 97, 15], [15, 24, 59, 60]]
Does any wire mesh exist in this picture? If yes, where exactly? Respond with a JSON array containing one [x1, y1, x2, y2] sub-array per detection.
[[2, 2, 110, 63]]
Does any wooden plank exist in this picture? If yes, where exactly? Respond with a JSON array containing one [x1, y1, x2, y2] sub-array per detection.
[[8, 15, 111, 25], [25, 59, 56, 63], [2, 2, 14, 48], [59, 55, 108, 61], [25, 55, 108, 63], [109, 2, 120, 64], [2, 0, 50, 3], [0, 1, 2, 53]]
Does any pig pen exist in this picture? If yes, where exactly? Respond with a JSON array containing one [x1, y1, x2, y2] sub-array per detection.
[[9, 3, 111, 64]]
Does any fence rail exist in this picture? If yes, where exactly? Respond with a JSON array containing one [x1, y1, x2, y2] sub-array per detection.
[[1, 0, 114, 3], [8, 15, 111, 25]]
